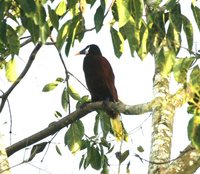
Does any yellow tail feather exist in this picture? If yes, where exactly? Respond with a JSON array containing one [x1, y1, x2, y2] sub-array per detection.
[[110, 114, 128, 142]]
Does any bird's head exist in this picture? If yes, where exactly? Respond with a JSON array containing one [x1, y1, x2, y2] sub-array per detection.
[[75, 44, 102, 56]]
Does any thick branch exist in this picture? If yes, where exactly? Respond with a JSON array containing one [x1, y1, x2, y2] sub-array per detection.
[[0, 43, 42, 113], [164, 145, 200, 174], [149, 72, 174, 173], [6, 101, 152, 157]]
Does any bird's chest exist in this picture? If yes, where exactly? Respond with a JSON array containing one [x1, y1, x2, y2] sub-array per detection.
[[83, 56, 103, 77]]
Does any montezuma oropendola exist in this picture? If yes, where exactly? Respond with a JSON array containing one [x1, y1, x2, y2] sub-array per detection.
[[76, 44, 125, 141]]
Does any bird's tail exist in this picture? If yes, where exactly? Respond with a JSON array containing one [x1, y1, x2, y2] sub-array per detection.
[[110, 114, 128, 142]]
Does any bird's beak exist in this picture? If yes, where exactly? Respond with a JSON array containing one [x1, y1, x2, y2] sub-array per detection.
[[74, 51, 80, 56], [74, 49, 86, 56]]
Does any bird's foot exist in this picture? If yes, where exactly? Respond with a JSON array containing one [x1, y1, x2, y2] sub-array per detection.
[[79, 101, 91, 109], [102, 98, 110, 108]]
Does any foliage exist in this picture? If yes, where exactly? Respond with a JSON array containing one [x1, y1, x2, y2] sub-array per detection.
[[0, 0, 200, 173]]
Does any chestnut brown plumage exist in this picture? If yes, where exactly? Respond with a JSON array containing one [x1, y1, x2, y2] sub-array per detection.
[[76, 44, 125, 141]]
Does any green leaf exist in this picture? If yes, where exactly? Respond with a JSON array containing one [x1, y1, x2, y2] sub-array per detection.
[[55, 145, 62, 156], [54, 111, 62, 118], [99, 111, 111, 138], [75, 18, 85, 42], [137, 24, 148, 60], [146, 0, 161, 9], [40, 0, 47, 5], [147, 22, 160, 55], [65, 15, 81, 56], [34, 3, 46, 26], [188, 117, 193, 141], [190, 65, 200, 92], [64, 120, 84, 154], [0, 1, 6, 22], [0, 20, 7, 44], [156, 47, 175, 77], [90, 146, 102, 170], [79, 154, 85, 169], [101, 163, 109, 174], [80, 95, 90, 103], [182, 15, 193, 52], [110, 27, 124, 58], [191, 4, 200, 31], [61, 87, 68, 112], [80, 139, 90, 150], [21, 12, 39, 44], [188, 116, 200, 150], [16, 26, 26, 37], [56, 21, 70, 51], [188, 93, 200, 116], [6, 25, 20, 55], [149, 12, 166, 39], [28, 142, 48, 161], [111, 2, 119, 21], [55, 0, 67, 16], [137, 145, 144, 153], [167, 23, 181, 53], [69, 2, 79, 16], [5, 58, 18, 82], [115, 150, 129, 163], [76, 95, 90, 108], [165, 0, 177, 10], [86, 0, 96, 7], [39, 22, 50, 44], [116, 0, 130, 27], [84, 146, 92, 169], [169, 3, 182, 32], [19, 0, 36, 18], [67, 85, 81, 100], [94, 114, 100, 136], [120, 150, 129, 163], [94, 6, 104, 33], [173, 57, 195, 83], [101, 155, 109, 174], [56, 77, 64, 82], [100, 0, 106, 12], [120, 17, 139, 56], [133, 0, 143, 24], [42, 82, 59, 92], [48, 6, 59, 30], [107, 144, 114, 154]]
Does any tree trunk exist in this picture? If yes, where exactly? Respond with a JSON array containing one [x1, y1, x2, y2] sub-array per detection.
[[148, 68, 175, 173], [0, 132, 10, 174]]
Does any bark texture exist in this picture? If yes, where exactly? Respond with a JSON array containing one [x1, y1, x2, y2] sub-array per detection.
[[148, 72, 175, 173], [0, 133, 10, 174], [148, 68, 195, 173]]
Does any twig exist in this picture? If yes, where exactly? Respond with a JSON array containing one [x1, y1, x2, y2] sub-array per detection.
[[7, 99, 12, 145], [104, 0, 115, 19], [134, 145, 195, 165], [0, 43, 42, 113], [49, 37, 71, 114], [68, 71, 88, 90]]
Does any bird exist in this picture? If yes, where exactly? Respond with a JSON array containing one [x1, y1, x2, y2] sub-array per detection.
[[76, 44, 126, 141]]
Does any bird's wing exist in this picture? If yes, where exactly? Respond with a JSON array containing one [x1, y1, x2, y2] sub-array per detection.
[[99, 56, 118, 102]]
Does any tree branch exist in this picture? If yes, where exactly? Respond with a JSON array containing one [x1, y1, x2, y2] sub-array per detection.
[[0, 43, 42, 113], [6, 101, 152, 157], [163, 145, 200, 174]]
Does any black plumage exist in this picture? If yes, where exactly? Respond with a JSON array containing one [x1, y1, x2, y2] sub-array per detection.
[[76, 44, 125, 140]]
